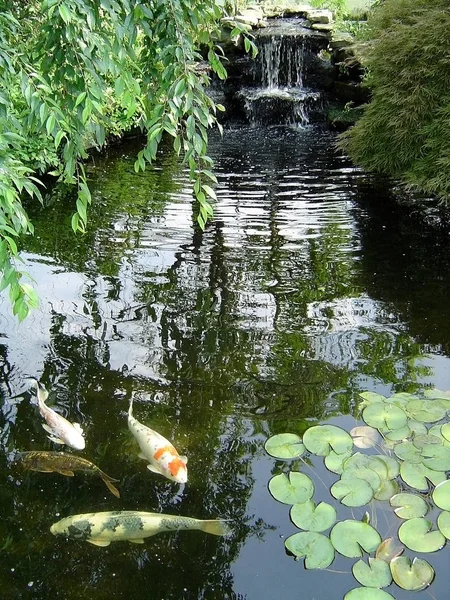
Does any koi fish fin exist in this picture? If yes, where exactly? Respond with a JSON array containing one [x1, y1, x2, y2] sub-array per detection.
[[147, 464, 163, 475], [200, 519, 232, 537], [128, 539, 144, 544], [42, 424, 54, 434], [55, 469, 75, 477], [47, 435, 66, 445], [87, 539, 111, 547], [138, 452, 147, 460], [72, 423, 83, 434], [102, 477, 121, 499], [34, 467, 54, 473], [179, 455, 188, 464]]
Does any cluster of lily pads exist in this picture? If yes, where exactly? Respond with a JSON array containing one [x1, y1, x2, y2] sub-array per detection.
[[264, 389, 450, 599]]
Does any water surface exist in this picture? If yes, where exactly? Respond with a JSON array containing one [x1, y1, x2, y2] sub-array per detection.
[[1, 125, 450, 599]]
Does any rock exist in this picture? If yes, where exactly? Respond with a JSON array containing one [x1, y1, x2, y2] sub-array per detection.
[[283, 4, 314, 16], [221, 18, 253, 32], [306, 9, 333, 24], [235, 14, 260, 27], [311, 23, 334, 32], [329, 33, 354, 49]]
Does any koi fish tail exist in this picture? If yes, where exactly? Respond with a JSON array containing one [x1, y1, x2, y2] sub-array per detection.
[[99, 473, 121, 498], [128, 398, 134, 418], [199, 519, 231, 537]]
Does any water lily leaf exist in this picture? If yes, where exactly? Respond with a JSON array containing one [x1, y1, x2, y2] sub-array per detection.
[[390, 493, 428, 519], [362, 402, 408, 431], [344, 589, 395, 600], [432, 480, 450, 511], [331, 478, 374, 507], [380, 424, 410, 442], [408, 419, 428, 437], [268, 472, 314, 505], [375, 538, 404, 562], [374, 479, 399, 501], [358, 392, 387, 409], [264, 433, 305, 459], [350, 426, 380, 449], [344, 453, 389, 481], [388, 392, 417, 406], [424, 388, 450, 400], [324, 449, 353, 474], [437, 510, 450, 539], [330, 520, 381, 558], [352, 558, 392, 588], [441, 422, 450, 443], [390, 556, 434, 591], [393, 441, 422, 463], [290, 500, 336, 532], [420, 444, 450, 471], [429, 424, 450, 448], [284, 531, 334, 569], [375, 455, 399, 480], [400, 461, 446, 491], [404, 399, 447, 423], [303, 425, 353, 457], [412, 434, 442, 449], [398, 518, 445, 552], [341, 465, 381, 492]]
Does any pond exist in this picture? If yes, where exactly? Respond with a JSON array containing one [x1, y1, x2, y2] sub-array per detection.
[[1, 124, 450, 600]]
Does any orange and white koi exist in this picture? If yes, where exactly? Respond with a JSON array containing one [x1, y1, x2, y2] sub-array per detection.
[[127, 399, 187, 484]]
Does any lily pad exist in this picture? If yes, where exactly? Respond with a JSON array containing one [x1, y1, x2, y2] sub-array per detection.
[[437, 510, 450, 539], [290, 500, 336, 533], [350, 426, 380, 449], [412, 434, 442, 449], [303, 425, 353, 457], [344, 453, 389, 481], [358, 392, 387, 408], [429, 423, 450, 448], [390, 556, 434, 591], [344, 589, 395, 600], [390, 493, 428, 519], [375, 538, 404, 562], [408, 419, 428, 437], [400, 461, 446, 491], [362, 402, 408, 431], [324, 449, 353, 474], [393, 441, 422, 463], [341, 464, 381, 492], [420, 444, 450, 471], [432, 480, 450, 511], [398, 518, 445, 552], [352, 558, 392, 588], [424, 388, 450, 401], [404, 399, 447, 423], [375, 455, 399, 480], [374, 479, 399, 501], [264, 433, 305, 459], [440, 422, 450, 443], [284, 531, 334, 569], [331, 478, 374, 508], [330, 520, 381, 558], [381, 424, 410, 442], [268, 472, 314, 505]]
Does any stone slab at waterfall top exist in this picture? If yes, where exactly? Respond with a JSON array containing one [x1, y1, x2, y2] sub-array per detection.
[[221, 4, 334, 31]]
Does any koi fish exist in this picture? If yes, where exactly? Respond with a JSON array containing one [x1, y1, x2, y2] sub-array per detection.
[[50, 510, 230, 546], [32, 381, 85, 450], [16, 451, 120, 498], [127, 399, 187, 483]]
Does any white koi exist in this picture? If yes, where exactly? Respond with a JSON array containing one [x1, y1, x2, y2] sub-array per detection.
[[127, 399, 187, 483], [32, 381, 85, 451], [50, 510, 230, 546]]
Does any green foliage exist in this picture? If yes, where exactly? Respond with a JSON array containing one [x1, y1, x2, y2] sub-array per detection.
[[340, 0, 450, 203], [264, 387, 450, 595], [0, 0, 257, 319]]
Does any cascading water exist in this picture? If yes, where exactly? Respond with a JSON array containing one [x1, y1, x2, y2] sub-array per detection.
[[236, 18, 328, 127]]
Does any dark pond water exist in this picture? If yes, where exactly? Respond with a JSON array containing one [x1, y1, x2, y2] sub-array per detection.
[[1, 125, 450, 600]]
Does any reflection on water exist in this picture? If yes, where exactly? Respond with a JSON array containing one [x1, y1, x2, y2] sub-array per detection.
[[1, 126, 450, 599]]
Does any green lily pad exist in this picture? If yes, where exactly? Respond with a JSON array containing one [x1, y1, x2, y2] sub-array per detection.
[[344, 453, 389, 481], [362, 402, 408, 431], [344, 589, 395, 600], [408, 419, 428, 437], [324, 449, 353, 474], [441, 422, 450, 442], [268, 472, 314, 505], [404, 399, 447, 423], [375, 538, 404, 562], [303, 425, 353, 457], [390, 556, 434, 591], [330, 520, 381, 558], [290, 500, 336, 532], [390, 493, 428, 519], [398, 518, 445, 552], [375, 455, 399, 480], [420, 444, 450, 471], [424, 388, 450, 401], [437, 510, 450, 539], [374, 479, 399, 501], [331, 478, 374, 507], [381, 424, 410, 442], [352, 558, 392, 588], [429, 423, 450, 448], [264, 433, 305, 459], [412, 434, 442, 449], [432, 480, 450, 511], [388, 392, 415, 406], [284, 531, 334, 569], [341, 465, 381, 492], [350, 426, 380, 449], [358, 392, 387, 409], [393, 441, 422, 463], [400, 461, 446, 491]]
